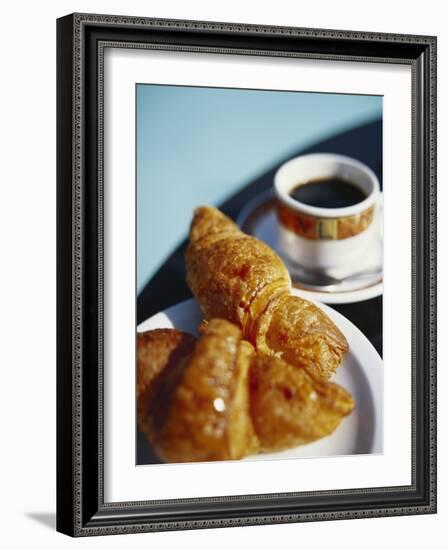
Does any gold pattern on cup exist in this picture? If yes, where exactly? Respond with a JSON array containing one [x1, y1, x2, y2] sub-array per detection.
[[277, 202, 375, 241], [317, 219, 338, 240]]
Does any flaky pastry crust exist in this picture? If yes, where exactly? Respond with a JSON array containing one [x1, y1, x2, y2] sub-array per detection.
[[250, 354, 354, 452], [186, 206, 348, 378], [141, 320, 259, 463]]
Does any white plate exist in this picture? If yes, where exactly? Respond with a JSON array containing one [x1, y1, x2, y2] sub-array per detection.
[[237, 191, 383, 304], [137, 291, 383, 462]]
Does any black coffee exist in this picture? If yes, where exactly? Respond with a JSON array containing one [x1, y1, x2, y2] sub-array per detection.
[[288, 178, 366, 208]]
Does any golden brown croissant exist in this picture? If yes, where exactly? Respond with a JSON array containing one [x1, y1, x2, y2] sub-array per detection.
[[185, 206, 348, 378], [138, 320, 259, 463], [137, 322, 354, 461], [250, 353, 354, 452]]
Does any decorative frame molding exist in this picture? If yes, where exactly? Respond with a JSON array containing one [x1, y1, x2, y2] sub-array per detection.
[[57, 13, 437, 537]]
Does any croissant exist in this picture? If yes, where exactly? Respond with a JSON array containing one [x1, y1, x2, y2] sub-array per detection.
[[138, 319, 260, 463], [185, 206, 348, 378], [136, 329, 197, 438], [250, 354, 355, 452], [137, 322, 354, 461]]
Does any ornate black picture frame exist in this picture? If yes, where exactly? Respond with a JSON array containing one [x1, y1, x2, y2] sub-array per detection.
[[56, 13, 437, 537]]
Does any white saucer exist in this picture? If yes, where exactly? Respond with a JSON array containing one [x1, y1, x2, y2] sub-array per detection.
[[237, 191, 383, 304]]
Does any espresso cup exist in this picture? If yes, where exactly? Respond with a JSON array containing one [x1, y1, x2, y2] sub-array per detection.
[[274, 153, 380, 272]]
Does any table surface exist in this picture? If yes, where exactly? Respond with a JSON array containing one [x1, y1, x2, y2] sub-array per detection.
[[137, 85, 382, 293], [137, 119, 383, 357]]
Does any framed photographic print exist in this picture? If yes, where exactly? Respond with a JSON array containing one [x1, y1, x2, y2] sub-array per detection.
[[56, 13, 437, 536]]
